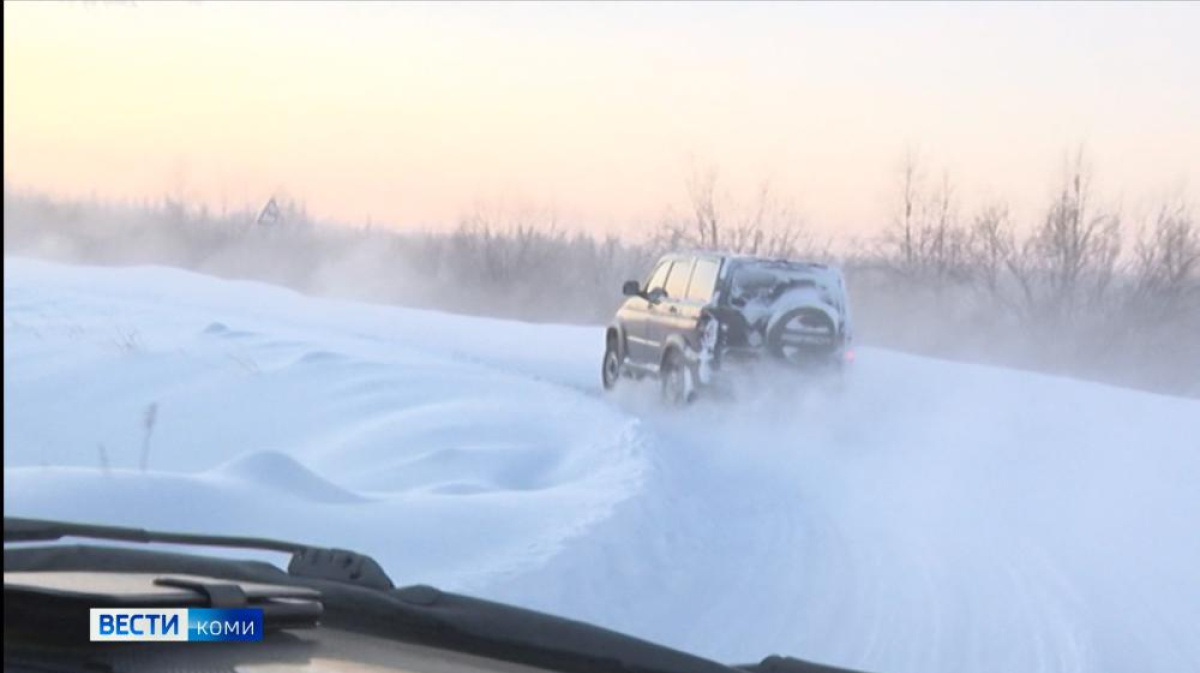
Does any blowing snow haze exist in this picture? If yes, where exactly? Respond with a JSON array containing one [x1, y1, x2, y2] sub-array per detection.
[[4, 3, 1200, 673]]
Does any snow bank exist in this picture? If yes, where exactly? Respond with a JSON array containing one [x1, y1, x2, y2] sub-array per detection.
[[6, 258, 1200, 673], [4, 258, 647, 590]]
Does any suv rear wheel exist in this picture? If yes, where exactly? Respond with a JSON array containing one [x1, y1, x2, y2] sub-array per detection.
[[660, 349, 695, 406]]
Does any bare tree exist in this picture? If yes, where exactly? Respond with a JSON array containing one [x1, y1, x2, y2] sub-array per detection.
[[1019, 151, 1122, 324], [1129, 199, 1200, 319], [655, 167, 822, 260], [879, 152, 973, 286], [889, 149, 922, 273], [686, 167, 721, 250], [967, 202, 1017, 304]]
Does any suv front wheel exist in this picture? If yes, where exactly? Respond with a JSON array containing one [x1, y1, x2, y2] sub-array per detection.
[[601, 338, 623, 390]]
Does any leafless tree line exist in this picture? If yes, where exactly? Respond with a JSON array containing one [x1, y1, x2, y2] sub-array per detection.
[[855, 150, 1198, 394], [1, 190, 655, 323], [4, 153, 1197, 395]]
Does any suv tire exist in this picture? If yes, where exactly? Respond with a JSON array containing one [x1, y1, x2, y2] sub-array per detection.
[[765, 307, 838, 365], [660, 349, 695, 406], [601, 338, 623, 390]]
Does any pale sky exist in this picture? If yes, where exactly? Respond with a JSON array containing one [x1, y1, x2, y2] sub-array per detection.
[[4, 1, 1198, 237]]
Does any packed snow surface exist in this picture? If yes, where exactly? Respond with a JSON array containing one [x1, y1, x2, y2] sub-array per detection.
[[5, 258, 1200, 673]]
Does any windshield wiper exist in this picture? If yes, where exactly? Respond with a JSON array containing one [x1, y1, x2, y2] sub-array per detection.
[[4, 516, 394, 590]]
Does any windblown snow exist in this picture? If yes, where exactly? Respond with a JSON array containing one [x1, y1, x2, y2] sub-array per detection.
[[5, 258, 1199, 673]]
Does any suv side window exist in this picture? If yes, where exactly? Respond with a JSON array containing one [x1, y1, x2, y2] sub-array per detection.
[[645, 262, 671, 293], [664, 258, 694, 300], [686, 258, 721, 303]]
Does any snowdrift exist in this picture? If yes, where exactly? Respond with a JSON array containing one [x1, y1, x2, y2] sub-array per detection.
[[5, 258, 1199, 673]]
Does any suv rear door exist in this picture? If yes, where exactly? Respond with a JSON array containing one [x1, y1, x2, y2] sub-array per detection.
[[668, 255, 722, 354], [644, 256, 695, 363], [686, 255, 722, 307]]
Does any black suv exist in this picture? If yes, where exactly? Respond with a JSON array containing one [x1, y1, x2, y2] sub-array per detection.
[[603, 252, 853, 403]]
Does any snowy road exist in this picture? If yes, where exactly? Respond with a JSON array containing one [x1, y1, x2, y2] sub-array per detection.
[[6, 258, 1200, 673]]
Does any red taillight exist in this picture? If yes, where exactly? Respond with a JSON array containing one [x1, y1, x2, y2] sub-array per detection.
[[844, 348, 856, 363]]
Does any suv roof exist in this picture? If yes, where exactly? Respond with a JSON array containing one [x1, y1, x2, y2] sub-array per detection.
[[660, 250, 833, 269]]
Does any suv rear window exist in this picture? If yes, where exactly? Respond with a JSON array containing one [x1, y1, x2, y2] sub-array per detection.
[[686, 258, 720, 303], [729, 260, 846, 311], [664, 259, 694, 300]]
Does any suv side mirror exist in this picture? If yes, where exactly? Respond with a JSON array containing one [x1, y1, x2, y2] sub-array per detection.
[[622, 280, 641, 297]]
